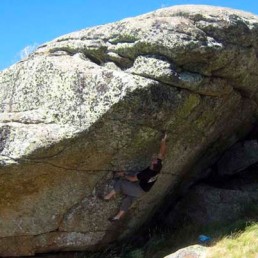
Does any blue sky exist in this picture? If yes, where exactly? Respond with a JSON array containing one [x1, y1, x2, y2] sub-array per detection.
[[1, 0, 258, 71]]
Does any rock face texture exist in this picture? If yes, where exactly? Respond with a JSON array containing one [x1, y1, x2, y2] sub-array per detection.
[[167, 177, 258, 226], [164, 245, 207, 258], [1, 5, 258, 256], [167, 138, 258, 227], [217, 140, 258, 175]]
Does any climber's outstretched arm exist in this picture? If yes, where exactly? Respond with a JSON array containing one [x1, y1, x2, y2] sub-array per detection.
[[158, 133, 168, 160]]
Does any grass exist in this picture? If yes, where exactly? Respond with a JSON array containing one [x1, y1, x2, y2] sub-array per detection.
[[207, 223, 258, 258], [141, 202, 258, 258], [82, 219, 258, 258], [71, 204, 258, 258], [140, 217, 258, 258]]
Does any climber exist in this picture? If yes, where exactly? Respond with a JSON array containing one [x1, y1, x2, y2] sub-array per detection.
[[104, 132, 168, 222]]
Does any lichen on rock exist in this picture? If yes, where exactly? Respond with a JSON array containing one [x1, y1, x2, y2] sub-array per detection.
[[1, 4, 258, 256]]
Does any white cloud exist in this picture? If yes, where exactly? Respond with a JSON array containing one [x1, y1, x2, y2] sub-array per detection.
[[19, 43, 38, 60]]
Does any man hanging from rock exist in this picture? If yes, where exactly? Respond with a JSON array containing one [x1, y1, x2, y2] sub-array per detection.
[[103, 132, 168, 222]]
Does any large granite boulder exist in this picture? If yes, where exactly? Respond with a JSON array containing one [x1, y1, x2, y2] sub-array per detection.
[[1, 5, 258, 256], [166, 141, 258, 226], [217, 140, 258, 175], [164, 245, 207, 258], [167, 181, 258, 226]]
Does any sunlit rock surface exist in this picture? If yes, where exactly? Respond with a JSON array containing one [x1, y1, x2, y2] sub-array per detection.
[[1, 5, 258, 256]]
